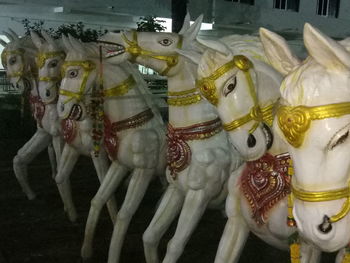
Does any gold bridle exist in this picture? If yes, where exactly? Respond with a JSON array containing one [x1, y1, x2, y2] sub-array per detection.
[[277, 102, 350, 225], [196, 55, 275, 133], [59, 60, 136, 103], [121, 30, 183, 76]]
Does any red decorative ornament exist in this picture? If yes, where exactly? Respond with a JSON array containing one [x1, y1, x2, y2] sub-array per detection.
[[167, 118, 222, 179], [240, 152, 291, 225], [28, 94, 45, 127], [61, 119, 77, 144]]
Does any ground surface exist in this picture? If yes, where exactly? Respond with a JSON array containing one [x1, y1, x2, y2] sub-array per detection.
[[0, 139, 337, 263]]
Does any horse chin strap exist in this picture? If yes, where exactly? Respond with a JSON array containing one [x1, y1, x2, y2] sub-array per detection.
[[196, 55, 276, 134], [121, 30, 182, 75]]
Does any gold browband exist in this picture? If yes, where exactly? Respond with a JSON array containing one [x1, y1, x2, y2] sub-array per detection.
[[196, 55, 253, 106], [121, 30, 183, 75], [277, 102, 350, 148], [59, 60, 96, 103], [103, 75, 135, 97], [37, 51, 65, 68], [223, 103, 275, 133], [292, 183, 350, 223]]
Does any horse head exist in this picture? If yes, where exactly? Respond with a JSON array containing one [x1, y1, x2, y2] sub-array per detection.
[[58, 35, 99, 121], [181, 35, 282, 160], [98, 13, 204, 76], [1, 29, 37, 94], [261, 24, 350, 252], [30, 30, 66, 104]]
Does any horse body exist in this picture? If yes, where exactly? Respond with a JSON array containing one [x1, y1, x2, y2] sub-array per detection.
[[182, 34, 323, 262], [57, 36, 166, 263], [100, 14, 241, 263], [260, 24, 350, 257]]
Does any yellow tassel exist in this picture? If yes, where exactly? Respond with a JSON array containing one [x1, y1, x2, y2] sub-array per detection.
[[290, 242, 301, 263], [342, 250, 350, 263]]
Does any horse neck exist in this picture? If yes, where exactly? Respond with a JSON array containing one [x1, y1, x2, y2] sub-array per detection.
[[167, 59, 219, 127], [103, 64, 148, 122]]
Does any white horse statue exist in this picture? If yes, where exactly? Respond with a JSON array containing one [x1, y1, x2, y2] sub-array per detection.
[[30, 31, 119, 224], [0, 29, 77, 221], [57, 35, 167, 263], [259, 24, 350, 261], [99, 14, 241, 263], [179, 34, 326, 262]]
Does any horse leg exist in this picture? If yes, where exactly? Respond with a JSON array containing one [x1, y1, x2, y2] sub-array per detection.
[[47, 143, 57, 179], [91, 150, 118, 223], [52, 136, 77, 222], [214, 164, 249, 263], [162, 189, 208, 263], [299, 240, 321, 263], [13, 130, 51, 200], [81, 161, 128, 260], [143, 185, 184, 263], [107, 168, 154, 263]]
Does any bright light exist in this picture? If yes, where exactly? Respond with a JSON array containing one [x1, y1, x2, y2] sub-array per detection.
[[157, 18, 214, 32], [0, 35, 9, 69]]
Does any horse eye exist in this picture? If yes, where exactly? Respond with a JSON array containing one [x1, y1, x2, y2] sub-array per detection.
[[67, 69, 78, 78], [159, 38, 173, 46], [9, 56, 17, 65], [223, 77, 237, 97], [48, 59, 58, 68], [330, 131, 349, 150]]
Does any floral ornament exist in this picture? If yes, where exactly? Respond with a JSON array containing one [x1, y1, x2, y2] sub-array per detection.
[[277, 105, 311, 148]]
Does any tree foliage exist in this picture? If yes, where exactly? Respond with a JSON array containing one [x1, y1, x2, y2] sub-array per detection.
[[21, 19, 107, 42], [136, 16, 166, 32]]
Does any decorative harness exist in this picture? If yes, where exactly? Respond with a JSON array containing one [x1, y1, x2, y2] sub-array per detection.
[[59, 59, 154, 158], [121, 30, 183, 76], [167, 118, 223, 179], [37, 51, 66, 105], [196, 55, 275, 134], [277, 102, 350, 228]]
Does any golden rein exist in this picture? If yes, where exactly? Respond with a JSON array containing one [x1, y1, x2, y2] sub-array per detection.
[[37, 51, 65, 69], [292, 183, 350, 224], [121, 30, 183, 75], [277, 102, 350, 148]]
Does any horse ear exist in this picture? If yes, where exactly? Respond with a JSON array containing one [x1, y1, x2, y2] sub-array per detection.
[[2, 31, 14, 42], [41, 30, 57, 48], [68, 34, 85, 53], [176, 48, 201, 64], [196, 37, 231, 56], [61, 35, 72, 52], [304, 23, 350, 71], [0, 39, 7, 47], [179, 13, 191, 35], [259, 27, 301, 76], [30, 31, 43, 49], [182, 14, 203, 41], [8, 29, 20, 40]]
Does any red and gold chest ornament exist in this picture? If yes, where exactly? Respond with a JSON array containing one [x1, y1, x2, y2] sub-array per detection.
[[61, 119, 77, 144], [167, 117, 222, 179], [196, 55, 275, 134], [240, 152, 291, 225], [104, 108, 154, 160], [28, 94, 45, 127]]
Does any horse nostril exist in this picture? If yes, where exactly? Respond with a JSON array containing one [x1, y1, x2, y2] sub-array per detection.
[[318, 215, 332, 234], [247, 134, 256, 148], [60, 103, 64, 112], [46, 89, 51, 97]]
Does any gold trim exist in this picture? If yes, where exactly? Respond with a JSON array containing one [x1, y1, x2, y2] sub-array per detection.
[[223, 103, 275, 132], [37, 51, 65, 68], [292, 182, 350, 223], [277, 102, 350, 148], [103, 75, 135, 97], [121, 30, 182, 76], [167, 87, 202, 106]]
